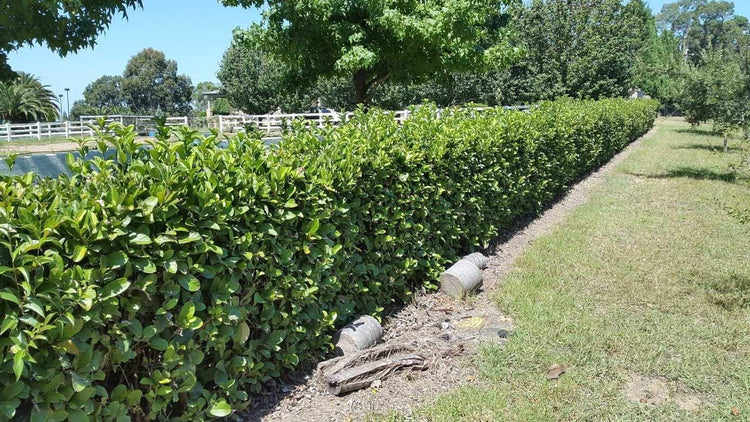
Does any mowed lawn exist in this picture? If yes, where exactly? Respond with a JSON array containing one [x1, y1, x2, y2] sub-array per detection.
[[412, 118, 750, 421]]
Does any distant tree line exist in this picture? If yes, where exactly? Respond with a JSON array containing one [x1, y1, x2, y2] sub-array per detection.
[[216, 0, 749, 137], [218, 0, 660, 112], [2, 0, 748, 135]]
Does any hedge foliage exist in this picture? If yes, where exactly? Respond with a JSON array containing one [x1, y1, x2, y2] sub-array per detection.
[[0, 98, 657, 420]]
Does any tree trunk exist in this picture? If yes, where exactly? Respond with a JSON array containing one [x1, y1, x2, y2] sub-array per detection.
[[353, 70, 368, 106], [724, 133, 728, 153]]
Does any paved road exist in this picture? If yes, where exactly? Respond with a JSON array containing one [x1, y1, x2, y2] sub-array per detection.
[[0, 138, 282, 179], [0, 152, 77, 178]]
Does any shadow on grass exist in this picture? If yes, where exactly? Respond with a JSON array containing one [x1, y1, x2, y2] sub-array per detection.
[[626, 166, 738, 183], [675, 127, 717, 136], [675, 143, 745, 153], [705, 272, 750, 310]]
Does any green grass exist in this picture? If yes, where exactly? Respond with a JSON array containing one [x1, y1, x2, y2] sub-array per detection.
[[410, 118, 750, 421], [0, 136, 86, 147]]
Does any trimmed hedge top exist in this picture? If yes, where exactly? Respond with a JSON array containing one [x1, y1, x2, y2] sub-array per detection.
[[0, 98, 657, 420]]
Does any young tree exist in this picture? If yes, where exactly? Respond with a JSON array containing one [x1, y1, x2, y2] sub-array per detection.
[[680, 50, 750, 151], [0, 1, 142, 80], [221, 0, 518, 105], [121, 48, 193, 115]]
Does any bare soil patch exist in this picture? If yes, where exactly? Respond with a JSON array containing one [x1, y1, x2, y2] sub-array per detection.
[[624, 374, 704, 412], [625, 374, 670, 406], [240, 293, 511, 422]]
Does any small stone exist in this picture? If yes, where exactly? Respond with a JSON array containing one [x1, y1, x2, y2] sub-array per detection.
[[371, 380, 382, 388], [497, 329, 510, 338], [441, 322, 454, 330]]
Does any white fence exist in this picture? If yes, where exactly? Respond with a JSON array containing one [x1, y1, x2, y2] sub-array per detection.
[[217, 110, 413, 134], [0, 115, 190, 142], [79, 115, 188, 128], [1, 121, 97, 141], [2, 107, 530, 142]]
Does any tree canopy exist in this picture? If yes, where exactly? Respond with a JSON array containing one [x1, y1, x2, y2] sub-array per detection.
[[217, 42, 310, 114], [121, 48, 193, 115], [657, 0, 749, 64], [492, 0, 654, 103], [222, 0, 518, 104], [82, 75, 127, 109], [0, 1, 142, 80]]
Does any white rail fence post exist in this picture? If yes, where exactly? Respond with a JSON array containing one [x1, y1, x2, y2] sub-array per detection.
[[0, 107, 495, 142]]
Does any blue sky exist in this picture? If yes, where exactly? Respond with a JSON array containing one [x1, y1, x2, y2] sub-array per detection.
[[7, 0, 750, 109], [8, 1, 261, 107]]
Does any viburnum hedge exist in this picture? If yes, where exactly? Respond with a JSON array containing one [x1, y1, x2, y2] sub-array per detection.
[[0, 98, 657, 420]]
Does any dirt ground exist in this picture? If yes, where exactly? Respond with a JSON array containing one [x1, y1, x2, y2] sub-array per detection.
[[236, 128, 658, 422]]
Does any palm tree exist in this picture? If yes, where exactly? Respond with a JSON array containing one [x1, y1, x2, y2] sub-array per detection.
[[0, 73, 59, 123]]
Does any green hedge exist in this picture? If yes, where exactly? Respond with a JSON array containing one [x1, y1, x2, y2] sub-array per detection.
[[0, 98, 657, 420]]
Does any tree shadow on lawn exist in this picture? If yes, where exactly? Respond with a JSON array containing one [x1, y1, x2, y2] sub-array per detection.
[[626, 166, 739, 183], [674, 127, 717, 136], [703, 271, 750, 311], [674, 143, 746, 153]]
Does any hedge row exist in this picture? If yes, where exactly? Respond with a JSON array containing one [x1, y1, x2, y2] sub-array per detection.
[[0, 98, 657, 420]]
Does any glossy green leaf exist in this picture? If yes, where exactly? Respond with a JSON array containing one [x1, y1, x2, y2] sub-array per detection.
[[208, 399, 232, 417], [100, 278, 131, 300], [72, 245, 87, 263]]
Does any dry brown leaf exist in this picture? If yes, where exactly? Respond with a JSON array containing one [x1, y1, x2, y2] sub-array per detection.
[[546, 363, 566, 380], [731, 407, 740, 416]]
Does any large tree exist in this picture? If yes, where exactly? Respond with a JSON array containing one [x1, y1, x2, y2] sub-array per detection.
[[489, 0, 651, 103], [221, 0, 517, 105], [0, 1, 142, 80], [657, 0, 749, 64], [121, 48, 193, 115], [218, 36, 504, 112], [217, 42, 310, 114], [82, 75, 127, 109]]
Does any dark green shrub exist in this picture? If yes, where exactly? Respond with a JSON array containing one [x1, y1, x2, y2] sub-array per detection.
[[0, 98, 657, 420]]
